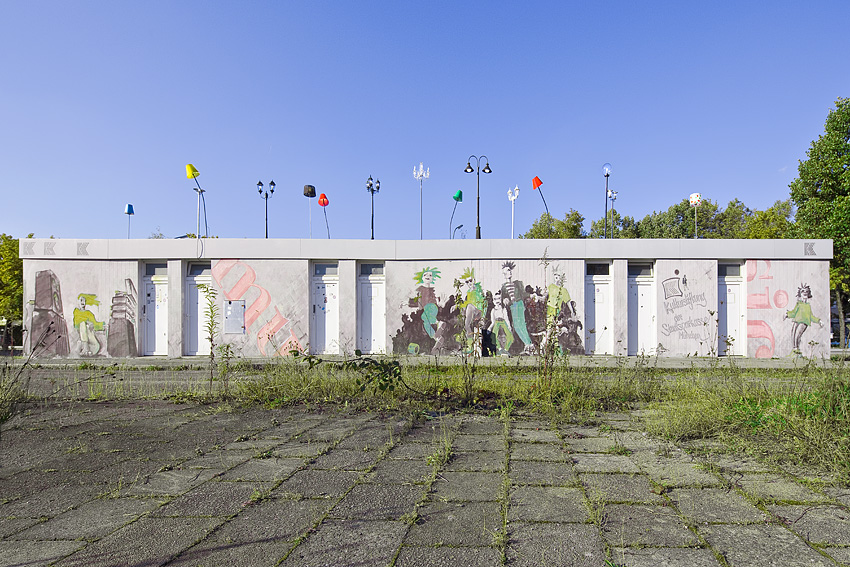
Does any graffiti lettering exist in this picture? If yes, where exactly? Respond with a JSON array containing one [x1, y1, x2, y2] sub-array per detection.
[[212, 259, 303, 355], [747, 319, 775, 358], [663, 292, 707, 314]]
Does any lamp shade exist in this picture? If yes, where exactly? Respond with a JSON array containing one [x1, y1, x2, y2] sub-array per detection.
[[318, 193, 329, 207], [124, 204, 134, 215], [689, 193, 702, 207], [453, 190, 463, 203], [532, 176, 542, 190], [186, 164, 200, 179], [304, 185, 316, 198]]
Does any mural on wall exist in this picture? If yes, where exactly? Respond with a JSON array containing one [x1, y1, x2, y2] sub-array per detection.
[[746, 260, 790, 358], [211, 259, 305, 356], [392, 261, 584, 357], [746, 259, 827, 358], [29, 269, 70, 355], [784, 283, 823, 354], [654, 261, 717, 356], [659, 269, 711, 343], [107, 279, 138, 357], [28, 271, 138, 358], [73, 293, 105, 356]]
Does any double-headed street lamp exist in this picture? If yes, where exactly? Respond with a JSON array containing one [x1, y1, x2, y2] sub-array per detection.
[[257, 180, 275, 238], [366, 175, 381, 240], [464, 155, 492, 239]]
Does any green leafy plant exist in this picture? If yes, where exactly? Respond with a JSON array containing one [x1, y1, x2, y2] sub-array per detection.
[[196, 283, 220, 396]]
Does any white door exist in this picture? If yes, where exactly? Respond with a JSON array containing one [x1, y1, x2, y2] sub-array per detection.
[[585, 278, 613, 355], [718, 279, 743, 356], [628, 279, 655, 355], [143, 276, 168, 355], [357, 275, 386, 354], [185, 275, 212, 356], [311, 273, 339, 355]]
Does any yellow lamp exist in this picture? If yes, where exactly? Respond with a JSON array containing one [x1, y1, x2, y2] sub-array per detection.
[[186, 164, 200, 179]]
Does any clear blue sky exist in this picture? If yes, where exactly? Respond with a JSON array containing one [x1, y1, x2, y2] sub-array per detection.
[[1, 1, 848, 241]]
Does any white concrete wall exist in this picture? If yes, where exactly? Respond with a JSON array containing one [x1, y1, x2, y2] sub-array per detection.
[[655, 259, 718, 356], [19, 238, 832, 359], [745, 259, 830, 359]]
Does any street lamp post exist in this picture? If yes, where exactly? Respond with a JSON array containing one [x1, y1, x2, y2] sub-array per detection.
[[464, 155, 492, 239], [257, 180, 275, 238], [413, 162, 429, 239], [607, 189, 618, 239], [507, 185, 519, 239], [366, 175, 381, 240], [602, 163, 612, 239]]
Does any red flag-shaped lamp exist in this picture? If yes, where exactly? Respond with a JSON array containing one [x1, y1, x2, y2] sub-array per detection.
[[318, 193, 330, 238], [532, 176, 549, 216]]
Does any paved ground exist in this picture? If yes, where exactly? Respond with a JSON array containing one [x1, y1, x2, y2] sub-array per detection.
[[1, 400, 849, 567]]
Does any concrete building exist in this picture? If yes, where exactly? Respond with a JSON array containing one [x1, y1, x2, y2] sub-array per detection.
[[20, 238, 832, 360]]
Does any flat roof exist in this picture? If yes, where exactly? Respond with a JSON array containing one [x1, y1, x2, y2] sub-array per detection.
[[20, 238, 833, 261]]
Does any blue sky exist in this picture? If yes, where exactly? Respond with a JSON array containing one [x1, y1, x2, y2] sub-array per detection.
[[1, 1, 848, 241]]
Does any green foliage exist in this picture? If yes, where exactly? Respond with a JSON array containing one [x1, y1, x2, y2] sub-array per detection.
[[742, 199, 794, 239], [196, 283, 220, 395], [0, 233, 31, 321], [790, 97, 850, 347], [520, 209, 586, 239], [344, 350, 405, 393]]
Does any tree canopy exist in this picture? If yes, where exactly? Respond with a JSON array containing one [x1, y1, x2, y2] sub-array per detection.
[[789, 97, 850, 346], [0, 234, 30, 322], [526, 197, 794, 241]]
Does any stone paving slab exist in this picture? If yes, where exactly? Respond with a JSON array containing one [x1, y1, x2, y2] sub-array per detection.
[[572, 453, 641, 473], [55, 516, 225, 567], [737, 473, 829, 503], [507, 522, 605, 567], [702, 523, 836, 567], [431, 471, 503, 502], [329, 483, 426, 520], [405, 500, 502, 546], [580, 472, 666, 504], [279, 519, 407, 567], [394, 545, 503, 567], [669, 487, 767, 523], [510, 459, 577, 486], [612, 547, 723, 567], [509, 486, 587, 523], [0, 540, 85, 567], [603, 504, 699, 547], [767, 504, 850, 544], [12, 497, 161, 541], [445, 450, 505, 472]]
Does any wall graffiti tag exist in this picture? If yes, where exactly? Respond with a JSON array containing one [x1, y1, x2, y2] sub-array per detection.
[[212, 259, 303, 356]]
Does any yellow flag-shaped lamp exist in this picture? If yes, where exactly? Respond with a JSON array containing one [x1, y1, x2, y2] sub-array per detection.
[[186, 164, 200, 179]]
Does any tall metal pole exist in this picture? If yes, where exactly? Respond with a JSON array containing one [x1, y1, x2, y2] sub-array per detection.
[[465, 155, 490, 239], [604, 174, 608, 239], [602, 163, 612, 239], [413, 163, 429, 240], [508, 186, 519, 239]]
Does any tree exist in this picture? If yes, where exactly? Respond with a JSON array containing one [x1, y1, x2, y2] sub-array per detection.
[[715, 199, 753, 238], [520, 210, 586, 239], [742, 199, 794, 239], [587, 209, 639, 239], [0, 234, 29, 322], [789, 97, 850, 349]]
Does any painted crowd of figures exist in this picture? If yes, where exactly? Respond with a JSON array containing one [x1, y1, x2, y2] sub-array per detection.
[[392, 262, 585, 357]]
